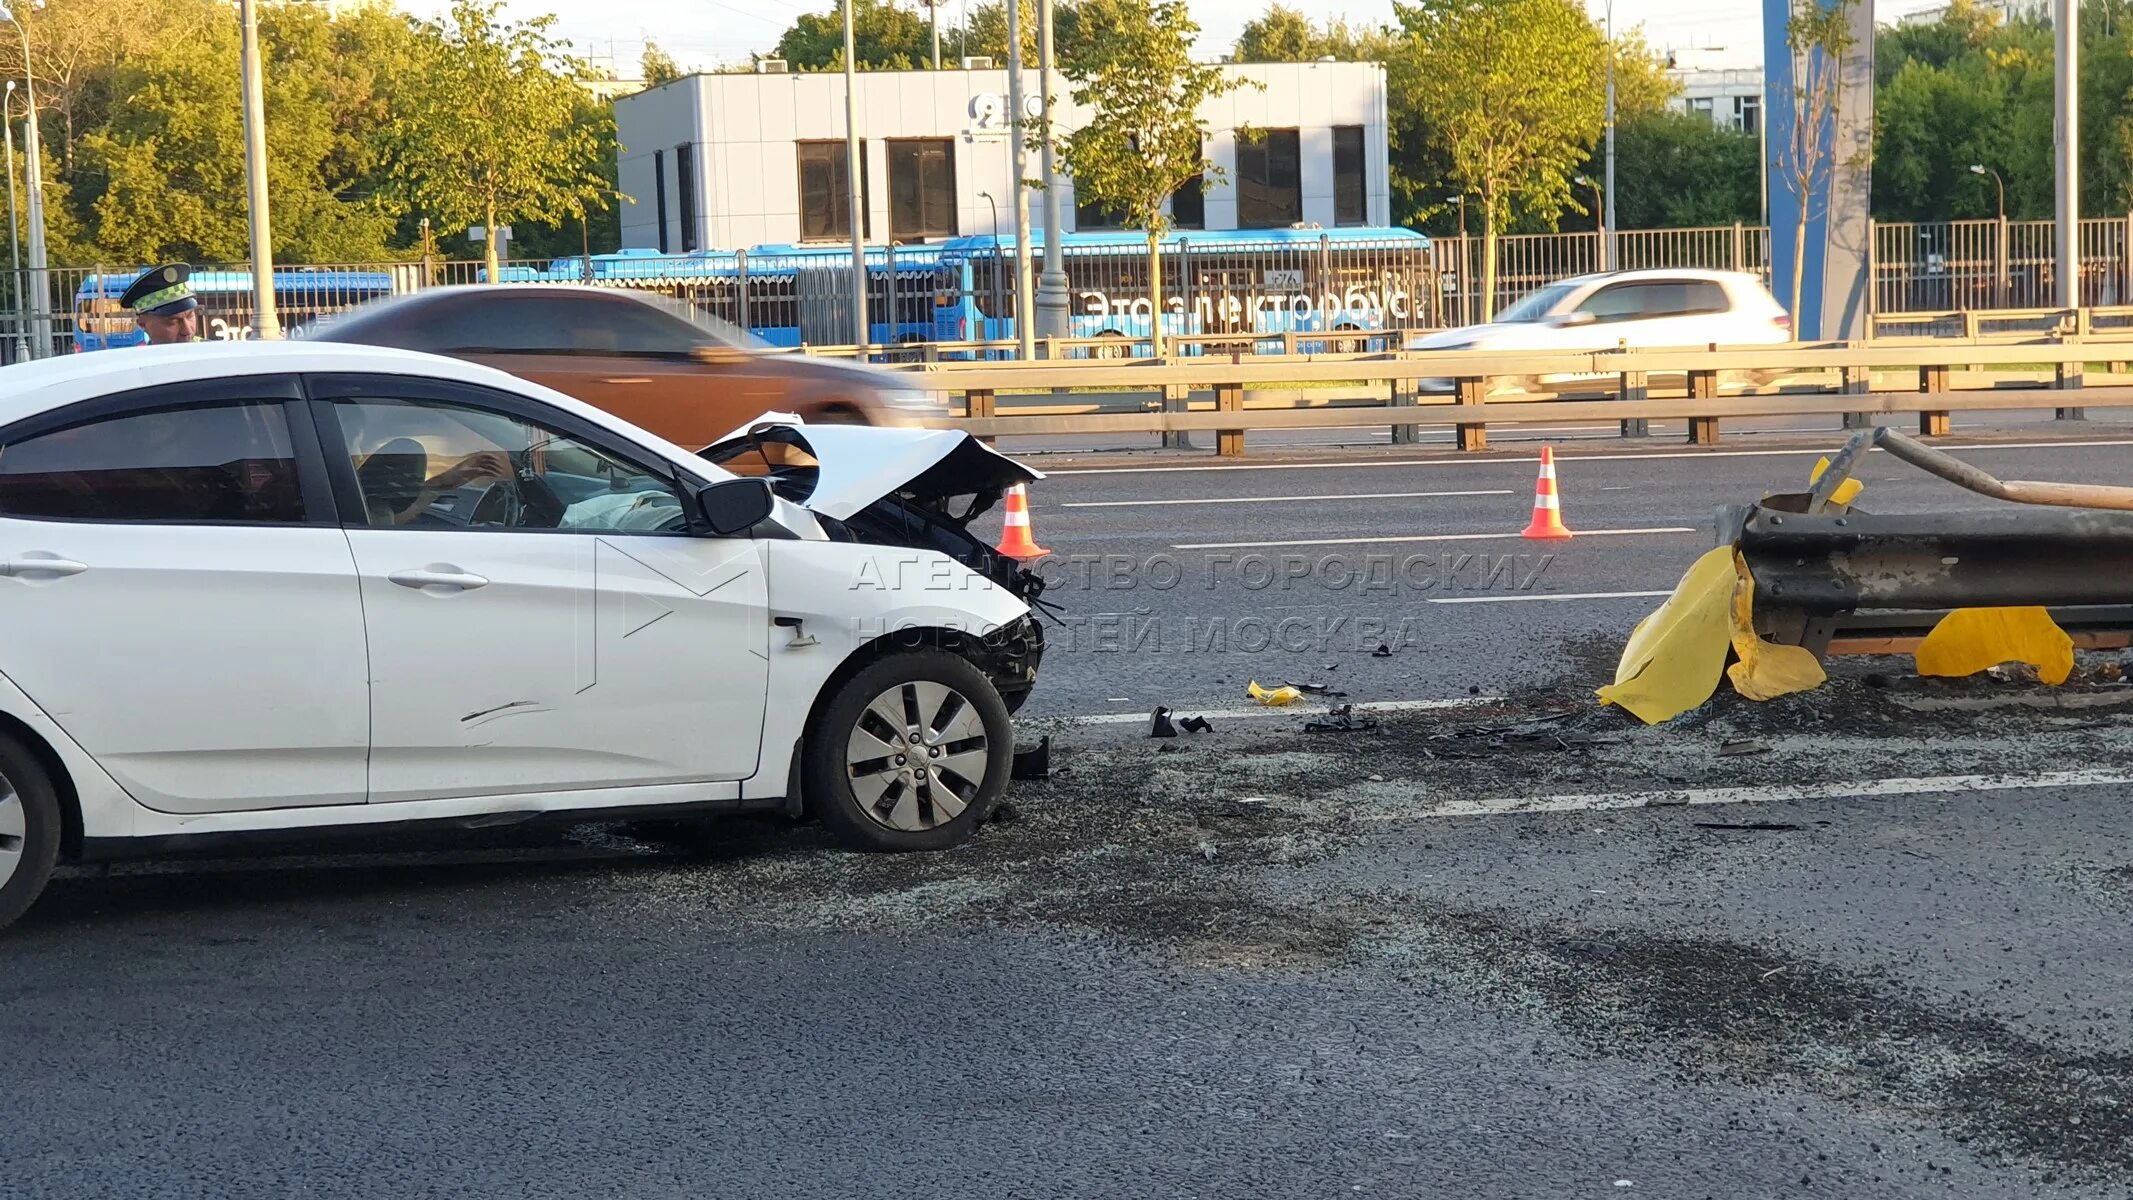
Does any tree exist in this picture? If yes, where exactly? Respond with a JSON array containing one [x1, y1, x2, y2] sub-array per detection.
[[1775, 0, 1862, 325], [76, 0, 401, 262], [772, 0, 932, 70], [1607, 110, 1759, 227], [1398, 0, 1604, 316], [641, 40, 682, 85], [384, 0, 612, 279], [1232, 3, 1315, 61], [1053, 0, 1246, 354], [962, 0, 1085, 66]]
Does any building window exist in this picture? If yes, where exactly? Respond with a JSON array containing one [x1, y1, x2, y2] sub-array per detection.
[[1076, 187, 1127, 231], [1172, 160, 1206, 230], [675, 144, 698, 252], [653, 150, 668, 254], [1737, 94, 1762, 135], [798, 140, 871, 242], [1237, 128, 1301, 228], [887, 139, 957, 240], [1333, 126, 1366, 226], [1688, 96, 1715, 123]]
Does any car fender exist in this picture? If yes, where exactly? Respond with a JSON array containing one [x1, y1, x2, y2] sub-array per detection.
[[747, 540, 1033, 802], [0, 666, 147, 844]]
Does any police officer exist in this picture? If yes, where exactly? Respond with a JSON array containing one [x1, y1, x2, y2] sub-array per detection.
[[117, 263, 201, 345]]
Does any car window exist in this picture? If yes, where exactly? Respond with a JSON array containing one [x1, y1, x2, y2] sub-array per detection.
[[0, 402, 304, 523], [1576, 280, 1731, 323], [331, 397, 691, 534], [1496, 283, 1575, 323], [414, 293, 718, 356], [1682, 280, 1730, 315]]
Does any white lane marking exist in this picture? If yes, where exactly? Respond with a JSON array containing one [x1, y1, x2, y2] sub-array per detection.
[[1070, 696, 1501, 725], [1361, 767, 2133, 821], [1175, 526, 1696, 551], [1060, 489, 1514, 508], [1045, 438, 2133, 476], [1427, 589, 1675, 605]]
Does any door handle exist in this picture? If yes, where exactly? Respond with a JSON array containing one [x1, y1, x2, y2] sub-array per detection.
[[602, 377, 654, 385], [388, 567, 489, 592], [0, 556, 87, 578]]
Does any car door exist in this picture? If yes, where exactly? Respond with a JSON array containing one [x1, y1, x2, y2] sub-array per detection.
[[1573, 279, 1709, 349], [0, 377, 368, 813], [309, 372, 771, 805]]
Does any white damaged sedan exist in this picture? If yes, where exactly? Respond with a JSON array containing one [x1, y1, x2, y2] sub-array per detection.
[[0, 343, 1048, 930]]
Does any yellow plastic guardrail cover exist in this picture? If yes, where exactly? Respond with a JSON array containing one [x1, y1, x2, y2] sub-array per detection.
[[1597, 548, 1827, 724], [1914, 607, 2074, 686]]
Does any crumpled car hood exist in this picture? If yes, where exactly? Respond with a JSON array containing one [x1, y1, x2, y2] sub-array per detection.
[[700, 411, 1045, 521]]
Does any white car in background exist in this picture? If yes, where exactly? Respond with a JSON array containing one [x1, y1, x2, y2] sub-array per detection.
[[0, 343, 1048, 931], [1411, 269, 1793, 392]]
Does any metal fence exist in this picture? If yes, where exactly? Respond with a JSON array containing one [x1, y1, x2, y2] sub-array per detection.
[[6, 219, 2132, 364]]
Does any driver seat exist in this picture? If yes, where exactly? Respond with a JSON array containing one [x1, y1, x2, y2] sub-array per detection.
[[355, 437, 430, 525]]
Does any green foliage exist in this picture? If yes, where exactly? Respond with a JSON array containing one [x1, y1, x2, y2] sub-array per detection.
[[961, 1, 1084, 66], [1605, 110, 1759, 228], [1397, 0, 1603, 233], [383, 1, 613, 274], [641, 40, 682, 85], [773, 0, 934, 70], [1054, 0, 1245, 351]]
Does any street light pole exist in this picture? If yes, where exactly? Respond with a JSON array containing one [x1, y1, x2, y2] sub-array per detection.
[[1006, 0, 1034, 359], [1032, 0, 1070, 349], [1968, 163, 2006, 222], [1446, 193, 1468, 326], [1602, 0, 1616, 273], [238, 0, 281, 339], [3, 81, 22, 363], [926, 0, 941, 69], [2, 2, 51, 359], [2054, 0, 2078, 310], [843, 0, 868, 352]]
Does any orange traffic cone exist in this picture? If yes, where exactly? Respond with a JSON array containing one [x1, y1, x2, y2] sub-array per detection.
[[995, 484, 1050, 560], [1521, 446, 1574, 540]]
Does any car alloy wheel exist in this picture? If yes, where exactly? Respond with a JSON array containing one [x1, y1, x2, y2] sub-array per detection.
[[845, 679, 991, 832], [0, 775, 23, 892]]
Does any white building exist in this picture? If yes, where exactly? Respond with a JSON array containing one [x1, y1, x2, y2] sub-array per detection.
[[612, 61, 1391, 253], [1670, 66, 1763, 135]]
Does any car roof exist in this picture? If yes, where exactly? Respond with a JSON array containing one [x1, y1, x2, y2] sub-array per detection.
[[1553, 268, 1764, 288], [0, 342, 722, 475]]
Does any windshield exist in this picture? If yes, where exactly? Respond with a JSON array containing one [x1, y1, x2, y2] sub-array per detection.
[[1496, 282, 1576, 324]]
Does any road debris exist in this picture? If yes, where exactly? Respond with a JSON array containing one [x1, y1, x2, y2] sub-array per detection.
[[1248, 681, 1304, 706], [1011, 736, 1052, 780], [1371, 644, 1395, 658], [1150, 708, 1179, 738], [1181, 715, 1214, 734], [1305, 705, 1380, 733], [1695, 821, 1801, 832], [1719, 739, 1771, 757]]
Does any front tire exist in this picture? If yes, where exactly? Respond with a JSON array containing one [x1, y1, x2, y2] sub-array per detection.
[[806, 651, 1013, 852], [0, 735, 62, 933]]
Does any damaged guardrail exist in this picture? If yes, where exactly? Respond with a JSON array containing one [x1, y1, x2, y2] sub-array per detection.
[[1601, 426, 2133, 724]]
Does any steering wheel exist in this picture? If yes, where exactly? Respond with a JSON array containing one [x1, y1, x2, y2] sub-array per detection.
[[467, 480, 523, 528]]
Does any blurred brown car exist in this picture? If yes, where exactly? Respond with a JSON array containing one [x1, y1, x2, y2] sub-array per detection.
[[311, 286, 943, 448]]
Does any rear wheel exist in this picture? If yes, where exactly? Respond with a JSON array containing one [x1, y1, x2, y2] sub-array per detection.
[[806, 651, 1012, 852], [0, 735, 62, 933], [1091, 332, 1131, 360], [811, 403, 868, 426]]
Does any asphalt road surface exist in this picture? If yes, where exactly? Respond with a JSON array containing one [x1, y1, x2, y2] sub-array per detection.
[[7, 420, 2133, 1199]]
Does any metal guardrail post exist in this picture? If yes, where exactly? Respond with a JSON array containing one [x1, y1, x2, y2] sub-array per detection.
[[1617, 370, 1649, 438], [1686, 369, 1720, 445], [2058, 316, 2087, 420], [968, 388, 996, 446], [1390, 371, 1419, 445], [1215, 381, 1245, 457], [1919, 364, 1951, 436], [1840, 364, 1873, 429], [1160, 384, 1194, 451], [1454, 376, 1487, 452]]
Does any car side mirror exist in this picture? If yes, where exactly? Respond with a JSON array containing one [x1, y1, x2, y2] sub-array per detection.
[[696, 477, 775, 536], [1553, 311, 1598, 328], [691, 344, 750, 366]]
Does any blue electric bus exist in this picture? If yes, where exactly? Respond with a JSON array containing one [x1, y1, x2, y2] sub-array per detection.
[[73, 268, 397, 351], [928, 226, 1437, 355]]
